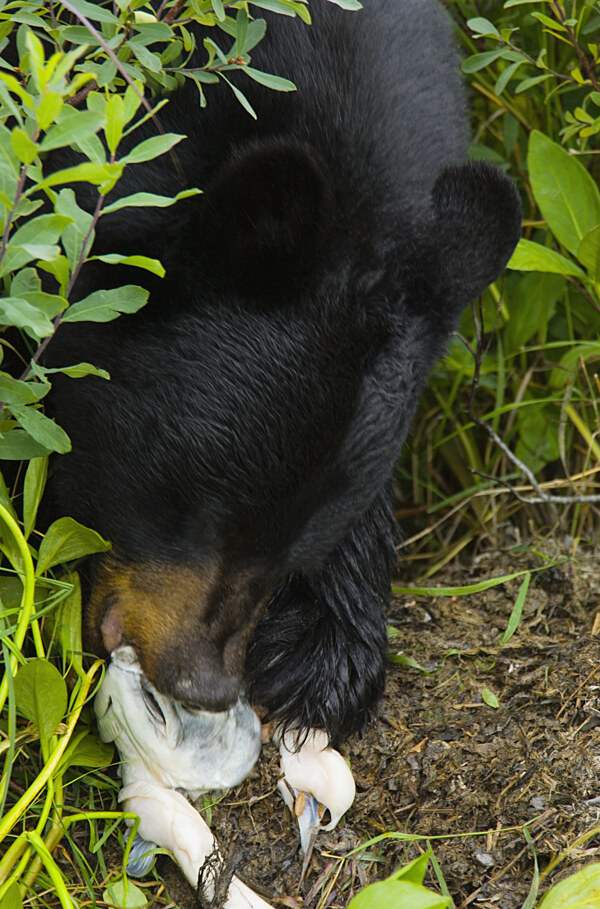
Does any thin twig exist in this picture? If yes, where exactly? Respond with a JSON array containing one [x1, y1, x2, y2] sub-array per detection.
[[66, 79, 98, 107], [18, 193, 107, 386], [550, 0, 599, 91], [59, 0, 188, 184], [0, 142, 37, 269], [470, 468, 600, 505], [162, 0, 187, 25], [59, 0, 166, 136]]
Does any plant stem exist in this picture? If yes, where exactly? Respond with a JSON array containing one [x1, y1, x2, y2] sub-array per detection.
[[16, 191, 106, 390], [0, 504, 37, 714], [0, 659, 104, 848]]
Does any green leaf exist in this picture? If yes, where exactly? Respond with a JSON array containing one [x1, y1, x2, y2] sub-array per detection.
[[101, 187, 200, 214], [467, 17, 500, 38], [240, 18, 267, 53], [38, 255, 70, 292], [39, 108, 106, 152], [41, 362, 110, 380], [0, 136, 19, 209], [95, 58, 118, 88], [104, 93, 125, 157], [515, 404, 559, 471], [9, 213, 72, 250], [233, 7, 248, 56], [242, 67, 296, 91], [0, 485, 25, 571], [507, 238, 588, 280], [389, 652, 431, 675], [45, 572, 84, 674], [0, 375, 49, 406], [59, 727, 114, 772], [515, 74, 552, 94], [578, 225, 600, 282], [550, 343, 600, 389], [222, 76, 257, 118], [75, 132, 107, 166], [391, 853, 432, 885], [212, 0, 225, 20], [249, 0, 297, 14], [326, 0, 362, 7], [0, 430, 51, 460], [495, 60, 523, 96], [0, 883, 23, 909], [55, 187, 95, 270], [131, 22, 173, 44], [0, 69, 30, 107], [63, 286, 149, 323], [1, 245, 62, 273], [185, 70, 219, 87], [0, 471, 18, 523], [10, 127, 37, 164], [481, 688, 500, 708], [10, 267, 41, 296], [35, 162, 123, 194], [122, 81, 145, 126], [25, 30, 45, 84], [500, 571, 530, 645], [37, 92, 64, 131], [60, 0, 119, 23], [538, 863, 600, 908], [102, 879, 148, 909], [349, 880, 450, 909], [462, 50, 505, 73], [14, 659, 68, 743], [21, 292, 68, 320], [8, 406, 71, 454], [37, 517, 111, 576], [91, 253, 165, 277], [128, 40, 162, 73], [118, 133, 185, 165], [276, 0, 311, 19], [0, 298, 55, 338], [528, 131, 600, 257], [23, 457, 48, 540], [530, 11, 566, 32], [504, 273, 562, 351]]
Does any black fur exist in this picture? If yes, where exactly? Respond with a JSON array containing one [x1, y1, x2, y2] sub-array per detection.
[[44, 0, 521, 740], [246, 488, 398, 747]]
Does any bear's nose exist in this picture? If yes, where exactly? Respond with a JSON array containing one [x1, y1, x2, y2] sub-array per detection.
[[171, 669, 241, 713]]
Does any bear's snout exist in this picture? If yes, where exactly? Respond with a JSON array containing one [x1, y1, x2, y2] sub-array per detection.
[[84, 554, 271, 713]]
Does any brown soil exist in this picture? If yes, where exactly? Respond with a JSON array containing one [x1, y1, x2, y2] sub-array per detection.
[[158, 540, 600, 909]]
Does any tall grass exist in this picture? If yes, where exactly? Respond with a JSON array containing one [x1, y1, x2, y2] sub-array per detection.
[[400, 0, 600, 573]]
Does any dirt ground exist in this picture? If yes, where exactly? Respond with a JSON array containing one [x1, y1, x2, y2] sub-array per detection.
[[157, 538, 600, 909]]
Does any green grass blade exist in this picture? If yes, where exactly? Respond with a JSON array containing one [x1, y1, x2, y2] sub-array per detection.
[[500, 571, 530, 644]]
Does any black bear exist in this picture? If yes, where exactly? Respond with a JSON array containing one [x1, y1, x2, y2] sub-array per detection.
[[45, 0, 521, 748]]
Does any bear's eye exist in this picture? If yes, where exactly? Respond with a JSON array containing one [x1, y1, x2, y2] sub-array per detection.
[[141, 684, 166, 728]]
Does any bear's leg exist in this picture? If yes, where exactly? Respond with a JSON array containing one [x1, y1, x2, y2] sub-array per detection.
[[246, 486, 398, 749]]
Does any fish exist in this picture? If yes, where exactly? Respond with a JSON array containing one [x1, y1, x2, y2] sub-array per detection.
[[95, 646, 356, 904]]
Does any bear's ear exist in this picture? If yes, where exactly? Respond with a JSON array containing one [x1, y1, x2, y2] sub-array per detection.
[[428, 161, 522, 310], [198, 139, 333, 296]]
